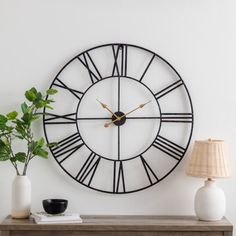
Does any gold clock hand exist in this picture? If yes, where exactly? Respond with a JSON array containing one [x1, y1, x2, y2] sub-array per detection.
[[104, 100, 151, 128], [96, 99, 119, 119]]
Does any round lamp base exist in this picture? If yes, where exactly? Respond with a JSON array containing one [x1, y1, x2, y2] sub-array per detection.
[[194, 180, 225, 221]]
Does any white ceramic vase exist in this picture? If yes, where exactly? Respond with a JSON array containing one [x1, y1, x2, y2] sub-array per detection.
[[11, 175, 31, 219], [194, 180, 225, 221]]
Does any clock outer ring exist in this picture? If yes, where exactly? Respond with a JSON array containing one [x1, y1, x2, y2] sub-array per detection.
[[43, 43, 194, 194]]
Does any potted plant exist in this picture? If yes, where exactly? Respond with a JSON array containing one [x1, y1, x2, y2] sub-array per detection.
[[0, 87, 57, 218]]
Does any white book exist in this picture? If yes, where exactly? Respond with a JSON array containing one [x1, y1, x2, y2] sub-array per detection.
[[34, 218, 83, 224], [31, 212, 82, 222]]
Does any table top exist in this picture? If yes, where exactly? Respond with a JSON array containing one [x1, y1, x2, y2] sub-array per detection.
[[0, 215, 233, 232]]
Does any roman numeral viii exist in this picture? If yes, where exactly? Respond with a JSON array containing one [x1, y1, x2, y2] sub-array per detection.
[[152, 135, 185, 160], [51, 133, 84, 163], [112, 44, 128, 77]]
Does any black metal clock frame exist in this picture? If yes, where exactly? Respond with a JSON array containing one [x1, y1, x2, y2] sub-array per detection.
[[43, 43, 194, 194]]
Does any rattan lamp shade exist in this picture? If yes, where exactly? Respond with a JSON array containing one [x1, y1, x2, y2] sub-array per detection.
[[186, 139, 231, 178]]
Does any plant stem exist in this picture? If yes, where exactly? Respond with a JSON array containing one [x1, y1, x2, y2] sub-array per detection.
[[7, 135, 20, 175]]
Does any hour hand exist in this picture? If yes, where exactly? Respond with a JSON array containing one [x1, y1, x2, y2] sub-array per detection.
[[96, 99, 119, 119]]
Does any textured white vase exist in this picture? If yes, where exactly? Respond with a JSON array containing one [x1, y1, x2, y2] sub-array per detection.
[[194, 180, 225, 221], [11, 175, 31, 219]]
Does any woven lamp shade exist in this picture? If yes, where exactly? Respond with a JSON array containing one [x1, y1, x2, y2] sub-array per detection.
[[186, 139, 231, 178]]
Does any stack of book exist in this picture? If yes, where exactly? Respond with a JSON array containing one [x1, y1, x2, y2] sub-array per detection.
[[31, 212, 82, 224]]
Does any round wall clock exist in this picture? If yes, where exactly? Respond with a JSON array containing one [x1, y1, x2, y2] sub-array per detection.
[[43, 43, 194, 194]]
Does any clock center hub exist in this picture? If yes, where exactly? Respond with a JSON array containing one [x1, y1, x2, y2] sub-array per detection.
[[112, 111, 126, 126]]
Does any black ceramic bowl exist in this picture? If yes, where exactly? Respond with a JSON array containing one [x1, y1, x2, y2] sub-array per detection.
[[42, 199, 68, 214]]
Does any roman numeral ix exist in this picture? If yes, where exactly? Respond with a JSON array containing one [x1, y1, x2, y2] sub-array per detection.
[[44, 113, 76, 125]]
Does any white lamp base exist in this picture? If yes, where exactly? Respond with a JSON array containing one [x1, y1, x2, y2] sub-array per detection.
[[194, 179, 225, 221]]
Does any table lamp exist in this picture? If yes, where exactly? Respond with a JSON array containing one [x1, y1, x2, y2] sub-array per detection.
[[186, 139, 231, 221]]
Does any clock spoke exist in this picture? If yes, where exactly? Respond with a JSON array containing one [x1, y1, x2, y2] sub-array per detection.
[[126, 116, 161, 120], [118, 126, 120, 160], [76, 117, 111, 120], [118, 76, 121, 112]]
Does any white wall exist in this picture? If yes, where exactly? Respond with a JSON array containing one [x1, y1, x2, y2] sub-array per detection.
[[0, 0, 235, 232]]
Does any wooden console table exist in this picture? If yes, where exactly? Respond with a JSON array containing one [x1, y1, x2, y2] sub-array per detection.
[[0, 215, 233, 236]]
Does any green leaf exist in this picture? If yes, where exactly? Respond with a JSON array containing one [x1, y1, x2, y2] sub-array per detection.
[[46, 88, 57, 95], [15, 152, 26, 163], [45, 105, 53, 110], [32, 114, 40, 120], [45, 99, 55, 104], [0, 152, 9, 161], [0, 141, 10, 161], [0, 115, 8, 129], [6, 111, 18, 120], [37, 137, 45, 147], [5, 126, 14, 132], [22, 112, 33, 125], [14, 134, 24, 139], [47, 142, 58, 148], [21, 102, 29, 114], [34, 100, 45, 108], [35, 148, 48, 158], [0, 139, 6, 148], [10, 156, 17, 162], [29, 141, 37, 152], [25, 88, 37, 102], [15, 120, 26, 137]]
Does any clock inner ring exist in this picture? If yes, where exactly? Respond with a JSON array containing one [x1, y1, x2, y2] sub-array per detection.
[[111, 111, 126, 126]]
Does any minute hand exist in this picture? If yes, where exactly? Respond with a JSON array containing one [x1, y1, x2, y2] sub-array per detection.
[[104, 101, 151, 128]]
